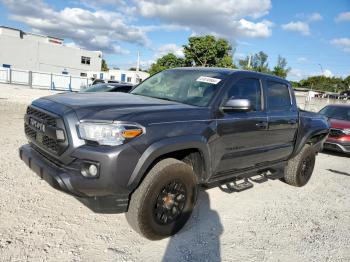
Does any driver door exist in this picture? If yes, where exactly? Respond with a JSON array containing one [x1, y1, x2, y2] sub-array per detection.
[[212, 77, 270, 176]]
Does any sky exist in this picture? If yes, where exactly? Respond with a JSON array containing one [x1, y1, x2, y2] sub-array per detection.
[[0, 0, 349, 81]]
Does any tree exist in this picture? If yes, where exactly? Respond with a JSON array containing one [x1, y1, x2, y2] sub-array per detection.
[[238, 51, 269, 73], [183, 35, 234, 68], [251, 51, 269, 73], [272, 55, 290, 78], [344, 75, 350, 89], [101, 59, 109, 71], [298, 76, 348, 92], [149, 53, 185, 75]]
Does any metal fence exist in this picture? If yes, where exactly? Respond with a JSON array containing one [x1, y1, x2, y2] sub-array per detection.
[[0, 67, 92, 91]]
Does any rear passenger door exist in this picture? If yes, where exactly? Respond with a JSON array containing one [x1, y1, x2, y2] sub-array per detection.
[[264, 79, 298, 161]]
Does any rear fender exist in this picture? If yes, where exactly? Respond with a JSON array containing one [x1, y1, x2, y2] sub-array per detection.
[[291, 115, 329, 158]]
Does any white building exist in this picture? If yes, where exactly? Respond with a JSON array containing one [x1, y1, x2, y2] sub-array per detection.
[[0, 26, 102, 76], [87, 69, 150, 85]]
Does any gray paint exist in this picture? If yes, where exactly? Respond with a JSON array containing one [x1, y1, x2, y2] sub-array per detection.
[[19, 68, 330, 213]]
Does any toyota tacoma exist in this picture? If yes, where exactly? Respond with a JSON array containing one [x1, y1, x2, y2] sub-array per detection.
[[19, 68, 329, 240]]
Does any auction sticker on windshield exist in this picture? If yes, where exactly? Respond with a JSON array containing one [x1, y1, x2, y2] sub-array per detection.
[[196, 76, 221, 85]]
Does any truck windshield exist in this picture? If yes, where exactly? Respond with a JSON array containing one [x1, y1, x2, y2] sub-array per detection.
[[319, 106, 350, 121], [131, 69, 230, 106]]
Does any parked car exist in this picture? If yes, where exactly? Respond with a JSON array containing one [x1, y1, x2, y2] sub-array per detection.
[[19, 68, 329, 240], [319, 104, 350, 154], [91, 79, 120, 85], [83, 83, 133, 93]]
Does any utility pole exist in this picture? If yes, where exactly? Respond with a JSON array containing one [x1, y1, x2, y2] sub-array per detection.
[[247, 54, 252, 69], [318, 63, 324, 75], [136, 51, 140, 73]]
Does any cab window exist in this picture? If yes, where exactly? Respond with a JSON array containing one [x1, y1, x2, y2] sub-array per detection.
[[227, 78, 262, 111]]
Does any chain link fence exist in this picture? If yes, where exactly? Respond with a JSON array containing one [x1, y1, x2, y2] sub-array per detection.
[[0, 67, 91, 91]]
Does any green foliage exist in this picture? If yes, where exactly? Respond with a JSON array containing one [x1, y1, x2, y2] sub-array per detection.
[[251, 51, 269, 73], [298, 75, 349, 92], [148, 35, 235, 75], [272, 55, 291, 78], [101, 59, 109, 71], [183, 35, 234, 67], [238, 52, 290, 78], [148, 53, 185, 75]]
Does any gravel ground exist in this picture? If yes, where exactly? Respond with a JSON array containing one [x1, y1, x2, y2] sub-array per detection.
[[0, 84, 349, 262]]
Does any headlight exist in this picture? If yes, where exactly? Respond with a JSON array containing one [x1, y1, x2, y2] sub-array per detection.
[[343, 128, 350, 135], [78, 122, 144, 146]]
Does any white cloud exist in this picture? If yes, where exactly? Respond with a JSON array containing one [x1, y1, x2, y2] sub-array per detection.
[[335, 12, 350, 22], [135, 0, 273, 39], [281, 21, 310, 35], [297, 57, 309, 63], [308, 12, 323, 22], [288, 68, 333, 81], [288, 68, 309, 80], [2, 0, 148, 54], [330, 38, 350, 53], [323, 69, 333, 77], [156, 44, 184, 58]]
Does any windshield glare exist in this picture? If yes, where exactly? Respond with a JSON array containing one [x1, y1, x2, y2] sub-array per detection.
[[84, 84, 112, 92], [319, 106, 350, 121], [131, 69, 229, 106]]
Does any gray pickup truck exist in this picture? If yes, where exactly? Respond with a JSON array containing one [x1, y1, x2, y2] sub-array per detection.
[[19, 68, 329, 240]]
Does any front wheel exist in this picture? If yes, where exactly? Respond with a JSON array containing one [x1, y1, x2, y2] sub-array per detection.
[[126, 158, 198, 240], [283, 144, 316, 187]]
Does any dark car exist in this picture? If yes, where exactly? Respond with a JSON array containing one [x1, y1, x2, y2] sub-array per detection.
[[19, 68, 329, 240], [91, 79, 121, 85], [83, 83, 133, 93], [319, 104, 350, 154]]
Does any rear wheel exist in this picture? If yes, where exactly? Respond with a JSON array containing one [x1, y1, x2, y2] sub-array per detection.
[[283, 144, 316, 187], [126, 158, 198, 240]]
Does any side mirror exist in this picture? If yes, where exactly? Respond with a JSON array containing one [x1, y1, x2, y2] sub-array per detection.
[[221, 98, 252, 112]]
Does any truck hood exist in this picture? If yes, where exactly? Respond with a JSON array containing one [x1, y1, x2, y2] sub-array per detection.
[[329, 118, 350, 129], [37, 92, 202, 122]]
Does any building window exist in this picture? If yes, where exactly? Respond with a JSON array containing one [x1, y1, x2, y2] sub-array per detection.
[[127, 77, 132, 83], [110, 76, 115, 80], [80, 72, 87, 77], [81, 56, 91, 65], [121, 74, 126, 82]]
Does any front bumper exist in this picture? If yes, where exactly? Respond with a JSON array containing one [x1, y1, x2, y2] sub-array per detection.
[[323, 139, 350, 154], [19, 144, 138, 213]]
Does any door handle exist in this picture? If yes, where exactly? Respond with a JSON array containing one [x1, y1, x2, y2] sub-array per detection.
[[256, 122, 268, 128], [288, 119, 297, 125]]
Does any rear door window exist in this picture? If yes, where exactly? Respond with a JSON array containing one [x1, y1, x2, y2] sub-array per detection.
[[266, 81, 291, 111]]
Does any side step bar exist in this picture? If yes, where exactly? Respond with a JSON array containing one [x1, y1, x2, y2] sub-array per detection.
[[216, 169, 285, 193]]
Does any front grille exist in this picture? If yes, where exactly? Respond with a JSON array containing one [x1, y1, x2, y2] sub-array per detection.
[[25, 124, 36, 139], [26, 107, 57, 127], [329, 128, 344, 138], [25, 106, 68, 155], [42, 135, 59, 152]]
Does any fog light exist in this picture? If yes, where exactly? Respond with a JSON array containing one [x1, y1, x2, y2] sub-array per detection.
[[88, 164, 98, 177], [81, 163, 99, 178]]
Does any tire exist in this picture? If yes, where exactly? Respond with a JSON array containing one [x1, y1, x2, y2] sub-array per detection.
[[283, 144, 316, 187], [125, 158, 198, 240]]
